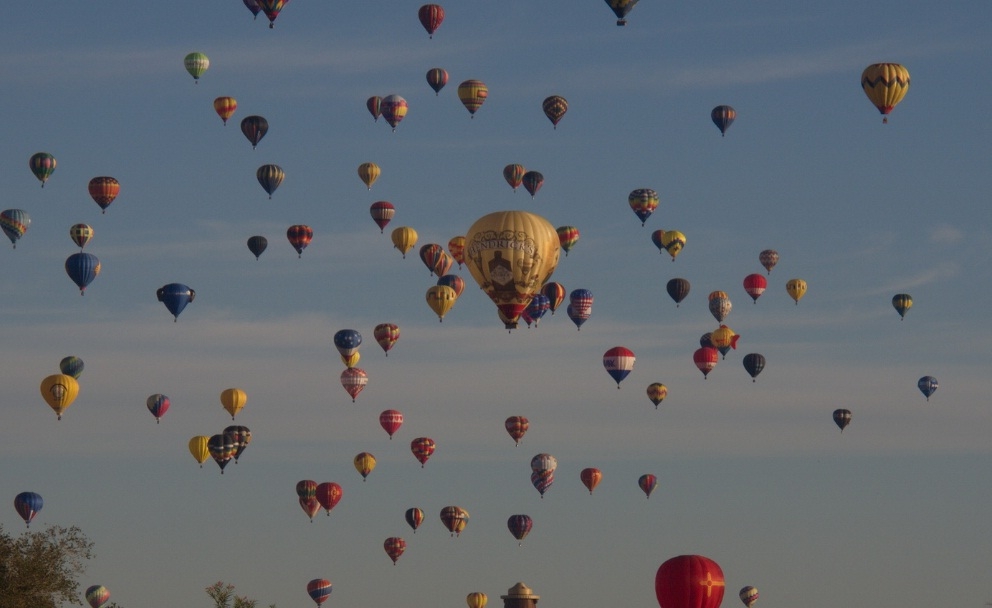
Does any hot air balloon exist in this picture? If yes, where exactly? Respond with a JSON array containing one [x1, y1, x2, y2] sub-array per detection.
[[418, 4, 444, 38], [666, 278, 690, 307], [426, 68, 448, 95], [59, 356, 84, 379], [240, 115, 268, 149], [391, 226, 418, 258], [570, 288, 593, 316], [87, 177, 120, 213], [503, 164, 526, 191], [146, 394, 170, 423], [739, 585, 759, 608], [405, 507, 425, 532], [522, 171, 544, 198], [522, 294, 550, 327], [244, 0, 261, 18], [530, 453, 557, 498], [711, 105, 736, 136], [542, 95, 568, 129], [419, 243, 447, 276], [759, 249, 779, 274], [298, 496, 319, 521], [381, 94, 408, 131], [85, 585, 111, 608], [580, 467, 603, 494], [257, 0, 287, 27], [437, 275, 465, 301], [65, 253, 100, 295], [357, 162, 380, 190], [69, 223, 93, 250], [556, 225, 580, 256], [457, 80, 488, 117], [566, 304, 590, 330], [647, 383, 667, 409], [354, 452, 376, 480], [189, 436, 210, 467], [370, 201, 395, 233], [892, 293, 912, 319], [256, 164, 284, 198], [542, 282, 566, 314], [213, 96, 237, 125], [306, 579, 332, 607], [384, 537, 406, 564], [287, 225, 313, 258], [366, 96, 382, 121], [315, 482, 342, 516], [832, 408, 851, 432], [28, 152, 56, 187], [693, 347, 719, 379], [505, 415, 529, 446], [341, 368, 368, 402], [638, 473, 658, 498], [604, 0, 639, 25], [628, 188, 659, 226], [340, 351, 360, 369], [655, 554, 726, 608], [447, 236, 466, 268], [786, 278, 807, 304], [183, 52, 209, 82], [333, 329, 362, 357], [464, 211, 560, 329], [861, 63, 910, 123], [603, 346, 635, 388], [660, 230, 686, 261], [440, 506, 468, 536], [708, 291, 732, 324], [918, 375, 938, 401], [14, 492, 43, 527], [225, 425, 252, 462], [426, 285, 457, 321], [467, 591, 488, 608], [710, 325, 739, 357], [742, 353, 765, 382], [411, 437, 436, 467], [1, 209, 30, 247], [507, 514, 533, 545], [379, 409, 404, 439], [742, 274, 767, 303], [247, 235, 268, 260], [374, 323, 400, 355], [220, 388, 247, 420], [207, 432, 236, 473], [156, 283, 195, 321]]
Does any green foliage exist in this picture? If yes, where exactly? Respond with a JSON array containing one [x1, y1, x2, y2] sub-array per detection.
[[0, 524, 95, 608], [205, 581, 274, 608]]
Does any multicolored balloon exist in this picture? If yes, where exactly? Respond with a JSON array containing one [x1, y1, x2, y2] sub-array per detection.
[[379, 409, 404, 439], [333, 329, 362, 357], [384, 537, 406, 564], [522, 171, 544, 198], [240, 115, 268, 149], [439, 506, 468, 537], [256, 164, 284, 198], [739, 585, 759, 608], [426, 68, 448, 95], [918, 375, 938, 401], [373, 323, 400, 355], [505, 415, 529, 446], [711, 105, 736, 136], [207, 432, 236, 473], [381, 94, 408, 131], [366, 96, 382, 121], [341, 368, 368, 402], [406, 507, 425, 532], [503, 164, 526, 191], [183, 52, 209, 82], [892, 293, 912, 319], [457, 80, 488, 117], [861, 63, 910, 123], [88, 177, 120, 213], [59, 356, 84, 379], [646, 383, 667, 409], [1, 209, 30, 248], [85, 585, 111, 608], [411, 437, 436, 467], [759, 249, 779, 274], [418, 4, 445, 38], [426, 285, 457, 321], [213, 96, 237, 125], [556, 225, 580, 256], [370, 201, 395, 233], [542, 95, 568, 129], [306, 579, 332, 607], [28, 152, 56, 187], [69, 223, 93, 250], [146, 394, 170, 423], [448, 236, 466, 268], [257, 0, 288, 28], [603, 346, 635, 388], [638, 473, 658, 498], [354, 452, 376, 480], [14, 491, 43, 527], [287, 225, 313, 258], [628, 188, 659, 226]]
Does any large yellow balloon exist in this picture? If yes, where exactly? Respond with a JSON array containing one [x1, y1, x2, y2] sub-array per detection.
[[391, 226, 418, 258], [426, 285, 458, 321], [40, 374, 79, 420], [357, 162, 381, 189], [354, 452, 376, 480], [466, 592, 488, 608], [464, 210, 560, 329], [861, 63, 910, 123], [188, 436, 210, 467], [786, 278, 807, 305], [220, 388, 247, 420], [660, 229, 687, 261]]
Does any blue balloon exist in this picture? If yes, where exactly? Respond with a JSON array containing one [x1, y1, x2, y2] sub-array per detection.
[[14, 491, 43, 527], [156, 283, 195, 321], [65, 253, 100, 295], [918, 376, 938, 401], [333, 329, 362, 357], [59, 356, 84, 379]]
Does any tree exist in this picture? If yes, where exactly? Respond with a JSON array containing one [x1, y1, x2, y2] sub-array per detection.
[[205, 581, 275, 608], [0, 524, 95, 608]]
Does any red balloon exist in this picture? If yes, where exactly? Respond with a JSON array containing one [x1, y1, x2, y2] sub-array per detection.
[[315, 482, 342, 515], [655, 555, 725, 608], [379, 409, 404, 439], [742, 273, 767, 303], [411, 437, 436, 467], [418, 4, 444, 38], [692, 347, 719, 379]]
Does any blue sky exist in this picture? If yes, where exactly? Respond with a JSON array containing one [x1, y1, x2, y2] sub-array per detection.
[[2, 1, 991, 607]]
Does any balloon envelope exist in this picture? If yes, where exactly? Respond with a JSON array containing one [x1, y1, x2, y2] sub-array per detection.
[[1, 209, 30, 247], [40, 374, 79, 420], [457, 80, 488, 116], [59, 356, 84, 379], [918, 376, 938, 401], [156, 283, 195, 320], [655, 554, 726, 608], [861, 63, 910, 122], [542, 95, 568, 128], [65, 253, 101, 294], [183, 52, 209, 81], [14, 491, 43, 527], [240, 115, 268, 149], [711, 105, 736, 136], [306, 579, 332, 607], [418, 4, 444, 37], [86, 585, 111, 608], [603, 346, 635, 387], [832, 409, 851, 432]]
